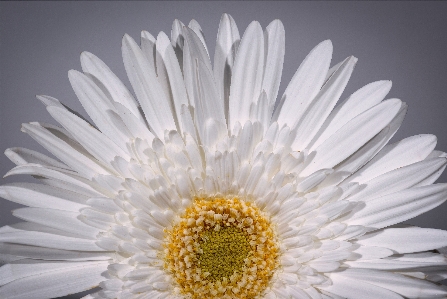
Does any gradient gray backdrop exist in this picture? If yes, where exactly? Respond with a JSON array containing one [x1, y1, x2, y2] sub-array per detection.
[[1, 2, 447, 298]]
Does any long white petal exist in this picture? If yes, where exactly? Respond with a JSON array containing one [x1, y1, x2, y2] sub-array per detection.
[[193, 59, 226, 147], [337, 269, 447, 299], [319, 272, 404, 299], [273, 40, 333, 129], [309, 80, 392, 151], [293, 56, 358, 151], [0, 260, 104, 286], [344, 134, 437, 185], [12, 208, 102, 239], [171, 19, 185, 69], [68, 70, 130, 151], [0, 261, 108, 299], [0, 243, 111, 261], [334, 103, 407, 176], [214, 13, 240, 122], [229, 21, 264, 129], [140, 30, 156, 71], [122, 34, 176, 138], [356, 227, 447, 254], [0, 183, 88, 211], [182, 26, 213, 110], [346, 157, 447, 202], [21, 123, 108, 179], [114, 102, 155, 143], [80, 51, 142, 120], [47, 106, 129, 165], [4, 163, 103, 197], [301, 99, 402, 177], [345, 252, 447, 270], [262, 19, 285, 110], [156, 31, 189, 133], [4, 147, 68, 169], [0, 225, 105, 251], [188, 19, 209, 57], [345, 184, 447, 229]]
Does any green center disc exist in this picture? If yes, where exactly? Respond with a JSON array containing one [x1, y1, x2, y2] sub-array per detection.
[[197, 226, 251, 281]]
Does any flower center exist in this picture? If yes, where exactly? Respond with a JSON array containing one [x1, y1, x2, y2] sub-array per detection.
[[198, 226, 251, 282], [163, 197, 279, 299]]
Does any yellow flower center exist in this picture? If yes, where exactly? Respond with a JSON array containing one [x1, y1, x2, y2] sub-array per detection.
[[163, 197, 280, 299], [198, 226, 251, 281]]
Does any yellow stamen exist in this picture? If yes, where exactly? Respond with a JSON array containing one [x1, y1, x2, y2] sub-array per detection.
[[163, 197, 279, 299]]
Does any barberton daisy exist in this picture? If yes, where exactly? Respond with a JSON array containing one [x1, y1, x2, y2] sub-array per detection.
[[1, 13, 447, 299]]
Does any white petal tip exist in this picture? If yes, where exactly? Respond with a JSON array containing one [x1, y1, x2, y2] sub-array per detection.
[[80, 51, 94, 60], [122, 34, 134, 46], [141, 30, 155, 41], [67, 69, 81, 80], [0, 186, 7, 198]]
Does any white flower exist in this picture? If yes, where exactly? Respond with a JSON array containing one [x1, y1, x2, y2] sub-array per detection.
[[1, 13, 447, 299]]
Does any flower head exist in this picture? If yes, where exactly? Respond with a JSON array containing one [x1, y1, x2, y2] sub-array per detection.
[[1, 13, 447, 299]]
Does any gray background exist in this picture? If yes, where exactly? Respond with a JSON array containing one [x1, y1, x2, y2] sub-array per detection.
[[1, 2, 446, 298]]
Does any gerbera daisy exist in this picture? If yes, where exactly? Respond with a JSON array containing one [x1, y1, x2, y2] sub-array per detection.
[[1, 13, 447, 299]]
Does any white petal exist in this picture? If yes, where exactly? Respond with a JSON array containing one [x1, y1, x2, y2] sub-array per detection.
[[0, 225, 105, 251], [47, 106, 129, 165], [36, 95, 67, 110], [262, 19, 285, 110], [229, 21, 264, 129], [297, 169, 333, 192], [12, 208, 102, 239], [21, 123, 108, 179], [324, 59, 344, 83], [345, 253, 447, 270], [293, 56, 358, 150], [351, 246, 394, 260], [155, 32, 189, 134], [0, 260, 100, 286], [67, 70, 130, 151], [301, 99, 402, 177], [274, 40, 333, 129], [335, 225, 367, 241], [4, 147, 68, 169], [0, 254, 25, 264], [114, 103, 155, 143], [154, 35, 174, 117], [193, 59, 226, 147], [141, 30, 156, 71], [202, 119, 226, 150], [319, 272, 404, 299], [122, 34, 176, 138], [345, 184, 447, 229], [171, 19, 185, 67], [356, 227, 447, 254], [5, 163, 103, 197], [249, 91, 270, 130], [334, 103, 407, 176], [182, 26, 213, 108], [0, 183, 88, 211], [336, 269, 447, 299], [178, 105, 198, 142], [309, 80, 392, 151], [214, 13, 240, 122], [0, 243, 111, 261], [0, 261, 108, 299], [346, 157, 447, 202], [188, 19, 209, 57], [80, 51, 142, 120], [344, 134, 437, 185]]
